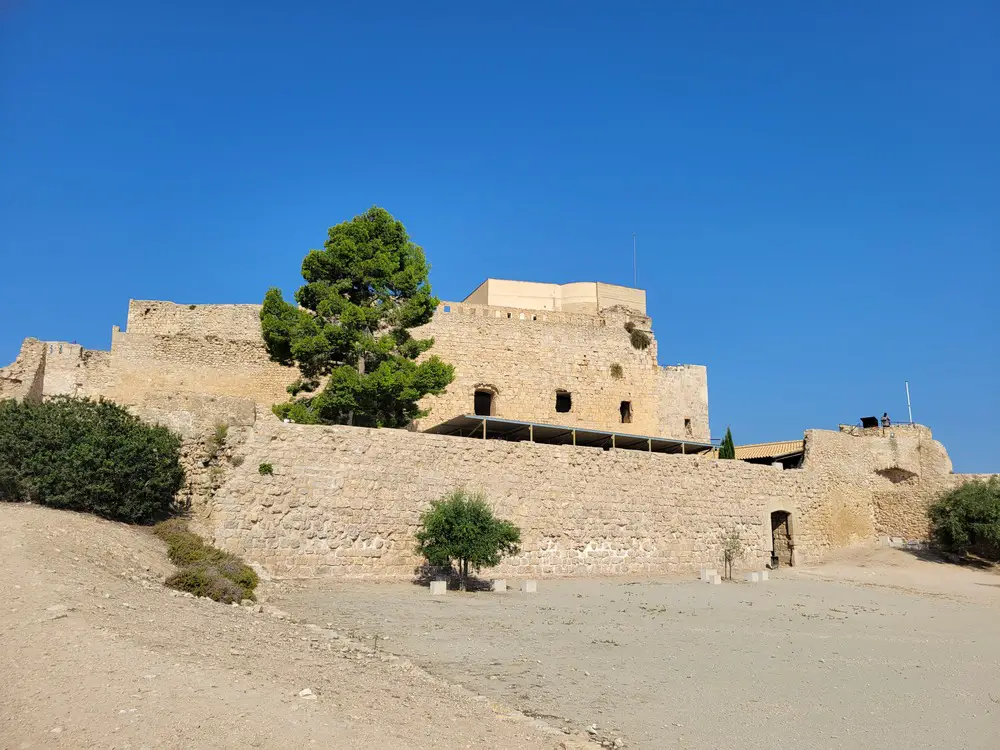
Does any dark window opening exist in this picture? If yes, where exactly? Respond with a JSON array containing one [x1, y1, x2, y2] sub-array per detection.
[[620, 401, 632, 424], [555, 391, 572, 413], [506, 312, 512, 319], [474, 390, 495, 417], [684, 418, 692, 436]]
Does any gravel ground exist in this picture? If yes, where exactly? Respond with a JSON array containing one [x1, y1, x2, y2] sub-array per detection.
[[1, 504, 589, 750], [277, 551, 1000, 749]]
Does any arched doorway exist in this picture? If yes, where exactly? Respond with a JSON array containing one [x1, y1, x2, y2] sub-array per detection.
[[770, 510, 793, 567]]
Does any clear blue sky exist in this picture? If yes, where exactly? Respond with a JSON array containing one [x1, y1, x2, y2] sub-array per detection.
[[2, 1, 997, 471]]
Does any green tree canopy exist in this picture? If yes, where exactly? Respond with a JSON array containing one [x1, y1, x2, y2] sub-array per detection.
[[0, 396, 184, 524], [261, 207, 454, 427], [718, 427, 736, 459], [928, 478, 1000, 559], [414, 489, 521, 590]]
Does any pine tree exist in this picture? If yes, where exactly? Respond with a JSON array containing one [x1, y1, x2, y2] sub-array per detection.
[[718, 426, 736, 459], [261, 207, 454, 427]]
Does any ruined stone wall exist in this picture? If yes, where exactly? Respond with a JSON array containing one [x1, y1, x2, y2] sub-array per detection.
[[0, 338, 45, 403], [412, 301, 709, 440], [24, 302, 296, 411], [801, 424, 994, 540], [210, 421, 814, 579], [8, 297, 709, 441]]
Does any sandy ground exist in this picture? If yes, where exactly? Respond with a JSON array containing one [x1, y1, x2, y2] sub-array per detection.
[[5, 502, 1000, 750], [277, 549, 1000, 749], [0, 504, 589, 750]]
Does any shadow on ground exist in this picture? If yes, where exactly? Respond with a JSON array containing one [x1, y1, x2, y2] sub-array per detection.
[[411, 563, 494, 591]]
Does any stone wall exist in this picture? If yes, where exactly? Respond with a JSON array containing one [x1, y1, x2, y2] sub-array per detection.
[[7, 296, 710, 442], [657, 365, 710, 442], [0, 338, 45, 403], [804, 425, 994, 540], [210, 421, 814, 579], [412, 301, 710, 441], [205, 420, 992, 581]]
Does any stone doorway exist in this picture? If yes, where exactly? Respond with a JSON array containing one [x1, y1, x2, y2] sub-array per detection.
[[770, 510, 793, 567], [473, 389, 495, 417]]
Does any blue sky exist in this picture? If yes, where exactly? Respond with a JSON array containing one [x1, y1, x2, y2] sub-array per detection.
[[1, 1, 997, 471]]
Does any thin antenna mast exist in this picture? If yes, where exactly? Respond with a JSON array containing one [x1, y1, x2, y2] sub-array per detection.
[[632, 233, 637, 287], [905, 381, 913, 425]]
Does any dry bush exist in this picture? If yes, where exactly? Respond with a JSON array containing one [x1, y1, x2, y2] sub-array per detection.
[[153, 519, 258, 602], [630, 329, 651, 350]]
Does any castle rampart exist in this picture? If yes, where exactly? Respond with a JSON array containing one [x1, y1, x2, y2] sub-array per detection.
[[2, 285, 992, 581], [207, 419, 986, 579]]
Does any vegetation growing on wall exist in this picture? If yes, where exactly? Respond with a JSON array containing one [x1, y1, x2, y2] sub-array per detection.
[[153, 519, 259, 603], [629, 328, 651, 350], [261, 206, 455, 428], [415, 489, 521, 590], [609, 363, 624, 380], [0, 396, 184, 524], [928, 478, 1000, 560]]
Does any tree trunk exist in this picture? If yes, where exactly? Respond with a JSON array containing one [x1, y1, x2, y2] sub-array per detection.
[[460, 559, 468, 591], [347, 350, 367, 426]]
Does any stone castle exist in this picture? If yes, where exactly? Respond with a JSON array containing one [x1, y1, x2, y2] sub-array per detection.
[[1, 279, 992, 579]]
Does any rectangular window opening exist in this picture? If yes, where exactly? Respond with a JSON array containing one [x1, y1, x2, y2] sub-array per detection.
[[443, 305, 451, 313], [620, 401, 633, 424], [555, 391, 572, 413], [684, 418, 692, 435], [474, 390, 494, 417]]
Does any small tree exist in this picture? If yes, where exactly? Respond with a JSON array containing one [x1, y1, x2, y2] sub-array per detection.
[[718, 427, 736, 459], [261, 206, 454, 427], [722, 529, 747, 580], [414, 489, 521, 590]]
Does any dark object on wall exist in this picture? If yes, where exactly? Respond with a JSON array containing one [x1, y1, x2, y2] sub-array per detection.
[[860, 416, 879, 429]]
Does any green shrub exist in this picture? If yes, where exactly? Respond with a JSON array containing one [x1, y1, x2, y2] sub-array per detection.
[[609, 363, 624, 380], [623, 321, 636, 333], [258, 463, 274, 476], [0, 396, 184, 524], [928, 478, 1000, 559], [415, 489, 521, 590], [153, 519, 258, 601]]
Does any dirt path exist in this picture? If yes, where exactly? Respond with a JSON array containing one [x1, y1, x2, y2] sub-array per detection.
[[0, 504, 587, 749]]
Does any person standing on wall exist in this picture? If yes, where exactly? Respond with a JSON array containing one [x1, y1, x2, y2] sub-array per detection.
[[881, 412, 891, 434]]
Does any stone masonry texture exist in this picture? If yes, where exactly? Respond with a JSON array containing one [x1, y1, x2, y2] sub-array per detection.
[[2, 294, 995, 580]]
